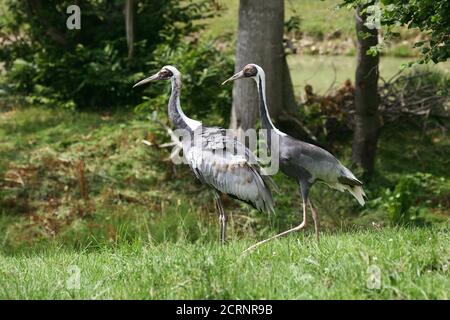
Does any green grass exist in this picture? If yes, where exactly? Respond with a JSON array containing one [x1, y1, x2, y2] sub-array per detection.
[[1, 105, 447, 249], [0, 106, 223, 248], [288, 55, 450, 93], [1, 227, 449, 299], [0, 99, 448, 299], [201, 0, 426, 58], [201, 0, 353, 39]]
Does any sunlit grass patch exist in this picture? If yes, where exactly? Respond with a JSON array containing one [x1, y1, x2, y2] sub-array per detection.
[[0, 227, 448, 299]]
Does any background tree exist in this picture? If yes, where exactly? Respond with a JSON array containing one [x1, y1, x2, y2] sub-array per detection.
[[352, 4, 380, 177], [341, 0, 450, 63], [124, 0, 135, 59], [0, 0, 219, 109], [230, 0, 297, 138], [341, 0, 449, 177]]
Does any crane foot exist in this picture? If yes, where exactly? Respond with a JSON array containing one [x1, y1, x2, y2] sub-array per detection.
[[242, 220, 306, 254]]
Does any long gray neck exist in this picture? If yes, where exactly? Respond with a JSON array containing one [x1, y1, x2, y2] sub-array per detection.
[[168, 75, 194, 131]]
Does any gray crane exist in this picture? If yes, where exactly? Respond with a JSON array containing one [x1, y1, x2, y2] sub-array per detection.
[[134, 65, 276, 244], [223, 64, 366, 250]]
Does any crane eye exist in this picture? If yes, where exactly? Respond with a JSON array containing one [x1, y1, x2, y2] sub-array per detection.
[[243, 66, 257, 77], [160, 69, 173, 78]]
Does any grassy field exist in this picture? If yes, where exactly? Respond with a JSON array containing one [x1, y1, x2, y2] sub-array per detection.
[[201, 0, 422, 58], [0, 39, 449, 300], [0, 100, 448, 299], [1, 227, 449, 299], [202, 0, 353, 39], [289, 55, 450, 93], [0, 0, 449, 300]]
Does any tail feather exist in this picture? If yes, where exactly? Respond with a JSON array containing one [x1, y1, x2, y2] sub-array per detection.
[[261, 174, 280, 194], [328, 182, 366, 206], [336, 164, 366, 205], [345, 185, 366, 206]]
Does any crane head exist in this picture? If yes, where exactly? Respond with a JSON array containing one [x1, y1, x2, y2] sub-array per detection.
[[221, 64, 259, 85], [133, 66, 178, 88]]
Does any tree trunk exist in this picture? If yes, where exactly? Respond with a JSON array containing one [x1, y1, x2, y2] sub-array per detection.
[[352, 5, 380, 177], [125, 0, 135, 59], [230, 0, 296, 137]]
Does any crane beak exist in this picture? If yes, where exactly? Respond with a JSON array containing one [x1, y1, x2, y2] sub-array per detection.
[[133, 73, 159, 88], [221, 70, 245, 86]]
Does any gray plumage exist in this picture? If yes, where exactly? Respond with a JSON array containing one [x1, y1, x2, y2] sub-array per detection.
[[223, 64, 366, 246], [185, 126, 275, 213], [134, 65, 275, 243], [278, 134, 365, 205]]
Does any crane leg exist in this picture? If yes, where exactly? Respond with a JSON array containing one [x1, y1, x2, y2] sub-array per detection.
[[214, 192, 227, 245], [308, 199, 320, 242], [242, 180, 309, 253]]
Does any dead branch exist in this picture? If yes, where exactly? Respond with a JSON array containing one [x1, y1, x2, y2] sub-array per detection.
[[301, 70, 449, 138]]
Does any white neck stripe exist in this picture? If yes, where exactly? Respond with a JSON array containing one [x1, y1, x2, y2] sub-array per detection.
[[254, 66, 286, 137]]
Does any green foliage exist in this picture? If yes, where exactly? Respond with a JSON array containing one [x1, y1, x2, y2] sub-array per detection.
[[388, 43, 417, 58], [340, 0, 450, 63], [384, 173, 428, 225], [0, 0, 218, 109], [382, 173, 449, 226], [285, 15, 302, 35]]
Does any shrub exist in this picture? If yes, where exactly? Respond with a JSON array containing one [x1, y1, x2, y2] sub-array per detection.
[[383, 173, 449, 225], [0, 0, 218, 110]]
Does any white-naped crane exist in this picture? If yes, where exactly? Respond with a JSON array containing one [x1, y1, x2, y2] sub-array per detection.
[[134, 65, 276, 244], [223, 64, 366, 251]]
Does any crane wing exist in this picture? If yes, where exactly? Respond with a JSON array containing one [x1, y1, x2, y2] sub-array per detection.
[[281, 135, 366, 205], [184, 127, 275, 213]]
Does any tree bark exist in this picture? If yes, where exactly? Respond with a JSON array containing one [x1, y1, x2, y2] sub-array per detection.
[[352, 5, 380, 177], [125, 0, 135, 59], [230, 0, 296, 137]]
